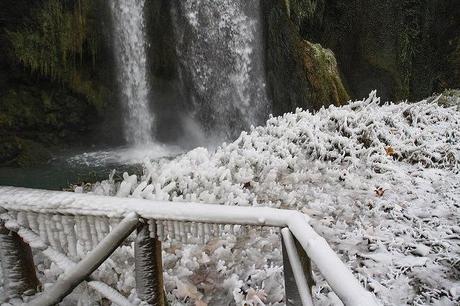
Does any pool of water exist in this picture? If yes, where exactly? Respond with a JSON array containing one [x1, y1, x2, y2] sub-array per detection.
[[0, 143, 182, 190]]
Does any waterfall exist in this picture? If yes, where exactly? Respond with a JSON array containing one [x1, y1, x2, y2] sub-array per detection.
[[110, 0, 154, 146], [172, 0, 270, 141]]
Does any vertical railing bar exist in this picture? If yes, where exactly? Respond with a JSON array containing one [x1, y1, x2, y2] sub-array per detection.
[[281, 227, 314, 306]]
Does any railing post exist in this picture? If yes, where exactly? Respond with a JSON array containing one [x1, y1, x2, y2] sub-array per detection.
[[0, 216, 40, 298], [135, 219, 166, 306], [281, 228, 315, 306]]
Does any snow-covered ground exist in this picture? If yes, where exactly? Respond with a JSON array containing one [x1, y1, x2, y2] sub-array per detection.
[[3, 92, 459, 305]]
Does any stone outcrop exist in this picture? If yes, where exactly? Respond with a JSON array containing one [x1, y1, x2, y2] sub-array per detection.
[[262, 0, 349, 115]]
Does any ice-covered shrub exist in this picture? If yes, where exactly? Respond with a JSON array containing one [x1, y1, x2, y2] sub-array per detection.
[[70, 92, 460, 305]]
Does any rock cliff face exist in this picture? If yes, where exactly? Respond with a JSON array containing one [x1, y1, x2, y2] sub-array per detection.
[[0, 0, 119, 165], [288, 0, 460, 101], [262, 0, 349, 115]]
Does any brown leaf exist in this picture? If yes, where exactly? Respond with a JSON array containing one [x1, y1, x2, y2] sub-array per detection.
[[375, 187, 385, 197], [385, 146, 395, 156]]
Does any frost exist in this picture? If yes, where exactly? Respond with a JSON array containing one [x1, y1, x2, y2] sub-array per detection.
[[2, 92, 459, 305], [79, 92, 459, 305]]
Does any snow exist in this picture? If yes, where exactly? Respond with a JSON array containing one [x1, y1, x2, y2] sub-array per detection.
[[130, 92, 457, 305], [1, 92, 459, 305], [91, 93, 459, 305], [93, 91, 456, 306]]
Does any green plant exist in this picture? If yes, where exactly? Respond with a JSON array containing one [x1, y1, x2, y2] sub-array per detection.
[[6, 0, 105, 109]]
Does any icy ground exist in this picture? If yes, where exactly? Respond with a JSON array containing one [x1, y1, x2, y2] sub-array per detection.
[[4, 92, 459, 305]]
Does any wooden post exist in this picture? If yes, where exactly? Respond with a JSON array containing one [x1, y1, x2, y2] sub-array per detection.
[[135, 219, 166, 306], [0, 219, 40, 298], [281, 228, 315, 306]]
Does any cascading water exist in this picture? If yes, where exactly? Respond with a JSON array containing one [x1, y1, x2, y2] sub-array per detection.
[[172, 0, 270, 141], [109, 0, 154, 146]]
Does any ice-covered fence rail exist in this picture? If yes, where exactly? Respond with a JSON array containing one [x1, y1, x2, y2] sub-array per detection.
[[0, 186, 378, 306]]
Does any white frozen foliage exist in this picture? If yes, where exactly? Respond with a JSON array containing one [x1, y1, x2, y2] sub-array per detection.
[[5, 92, 459, 305]]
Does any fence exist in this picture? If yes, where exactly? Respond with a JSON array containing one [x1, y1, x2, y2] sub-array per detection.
[[0, 186, 378, 306]]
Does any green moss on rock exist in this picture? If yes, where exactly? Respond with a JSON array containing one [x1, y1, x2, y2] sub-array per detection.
[[293, 0, 460, 101], [262, 0, 349, 114], [0, 0, 119, 152], [6, 0, 107, 109], [298, 40, 349, 106], [0, 137, 51, 167]]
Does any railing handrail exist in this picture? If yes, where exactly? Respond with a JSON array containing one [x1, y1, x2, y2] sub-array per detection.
[[0, 186, 378, 306]]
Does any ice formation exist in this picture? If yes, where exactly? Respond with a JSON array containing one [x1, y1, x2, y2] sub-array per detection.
[[90, 92, 459, 305], [1, 92, 459, 305], [102, 92, 458, 306]]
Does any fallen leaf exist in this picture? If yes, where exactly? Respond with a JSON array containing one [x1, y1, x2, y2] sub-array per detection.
[[375, 187, 385, 197], [385, 146, 395, 156]]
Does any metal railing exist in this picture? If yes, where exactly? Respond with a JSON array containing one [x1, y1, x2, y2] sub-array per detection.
[[0, 186, 378, 306]]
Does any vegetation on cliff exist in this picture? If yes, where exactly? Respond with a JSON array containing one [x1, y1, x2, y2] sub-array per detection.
[[263, 0, 349, 115], [0, 0, 116, 166], [291, 0, 460, 101]]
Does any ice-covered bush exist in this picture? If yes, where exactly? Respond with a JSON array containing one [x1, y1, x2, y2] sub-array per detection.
[[69, 92, 460, 305]]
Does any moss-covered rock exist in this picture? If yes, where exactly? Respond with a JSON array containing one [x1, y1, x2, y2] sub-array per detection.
[[0, 0, 119, 150], [0, 137, 51, 167], [5, 0, 109, 109], [262, 0, 349, 115], [292, 0, 460, 101], [298, 40, 349, 107]]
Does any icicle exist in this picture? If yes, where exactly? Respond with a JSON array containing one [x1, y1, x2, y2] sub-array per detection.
[[38, 214, 48, 244], [178, 221, 185, 243], [54, 215, 68, 254], [80, 216, 92, 253], [162, 221, 168, 240], [109, 217, 122, 232], [148, 219, 156, 238], [157, 221, 164, 241], [17, 225, 47, 250], [94, 217, 104, 243], [16, 212, 28, 227], [87, 216, 99, 249], [173, 221, 180, 242], [74, 216, 82, 247], [219, 224, 225, 236], [62, 215, 77, 259], [190, 222, 198, 238], [100, 217, 110, 237], [233, 224, 241, 235], [8, 211, 18, 222], [184, 223, 191, 243], [212, 224, 219, 237], [53, 215, 65, 252], [45, 216, 61, 252], [198, 223, 205, 243], [168, 221, 175, 240], [204, 223, 211, 242], [26, 212, 39, 233]]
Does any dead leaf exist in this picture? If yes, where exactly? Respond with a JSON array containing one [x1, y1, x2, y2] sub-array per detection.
[[385, 146, 395, 156], [375, 187, 385, 197]]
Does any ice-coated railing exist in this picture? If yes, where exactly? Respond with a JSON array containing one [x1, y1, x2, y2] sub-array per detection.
[[0, 186, 378, 306]]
